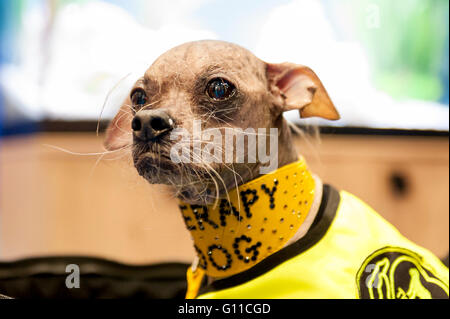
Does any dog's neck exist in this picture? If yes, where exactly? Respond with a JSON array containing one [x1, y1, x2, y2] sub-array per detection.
[[178, 155, 321, 279]]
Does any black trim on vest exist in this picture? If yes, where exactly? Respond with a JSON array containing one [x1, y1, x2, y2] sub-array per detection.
[[198, 184, 341, 296]]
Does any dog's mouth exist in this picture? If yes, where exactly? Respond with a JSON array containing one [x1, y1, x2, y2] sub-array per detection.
[[132, 142, 205, 183], [133, 150, 176, 178], [131, 141, 259, 205]]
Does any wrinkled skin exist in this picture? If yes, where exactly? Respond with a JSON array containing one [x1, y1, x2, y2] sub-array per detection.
[[104, 40, 338, 204]]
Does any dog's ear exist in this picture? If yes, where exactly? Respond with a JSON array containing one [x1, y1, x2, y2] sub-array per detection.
[[266, 62, 340, 120], [104, 96, 133, 151]]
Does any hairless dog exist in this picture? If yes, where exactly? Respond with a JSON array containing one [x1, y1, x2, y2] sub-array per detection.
[[105, 40, 338, 203], [105, 40, 449, 299]]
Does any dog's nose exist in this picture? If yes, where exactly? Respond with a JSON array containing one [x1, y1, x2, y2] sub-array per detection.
[[132, 109, 174, 141]]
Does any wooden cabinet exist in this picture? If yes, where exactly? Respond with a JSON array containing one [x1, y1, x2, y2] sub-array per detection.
[[296, 134, 449, 258], [0, 133, 448, 263]]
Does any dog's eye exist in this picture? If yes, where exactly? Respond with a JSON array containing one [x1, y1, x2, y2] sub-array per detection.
[[130, 88, 147, 108], [206, 78, 235, 100]]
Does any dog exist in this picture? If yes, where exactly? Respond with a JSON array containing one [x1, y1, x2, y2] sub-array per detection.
[[105, 40, 449, 299]]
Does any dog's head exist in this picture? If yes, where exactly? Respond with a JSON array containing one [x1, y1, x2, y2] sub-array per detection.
[[104, 40, 339, 204]]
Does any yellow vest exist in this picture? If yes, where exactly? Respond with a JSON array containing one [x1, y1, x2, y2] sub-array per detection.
[[194, 186, 449, 299]]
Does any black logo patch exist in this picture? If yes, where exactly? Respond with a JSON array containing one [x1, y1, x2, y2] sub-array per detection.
[[357, 247, 448, 299]]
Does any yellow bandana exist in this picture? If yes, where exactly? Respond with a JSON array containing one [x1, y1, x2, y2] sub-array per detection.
[[179, 158, 315, 280]]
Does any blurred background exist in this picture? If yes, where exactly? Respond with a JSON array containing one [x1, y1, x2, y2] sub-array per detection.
[[1, 0, 449, 131], [0, 0, 448, 295]]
